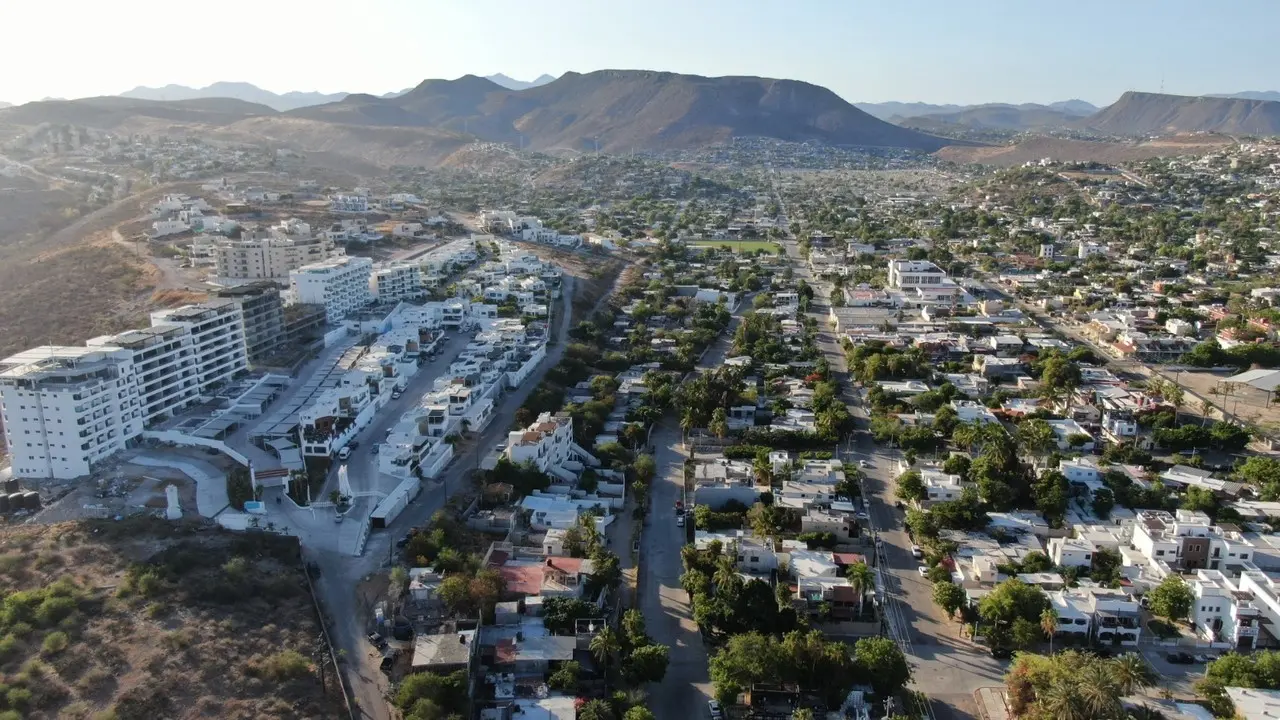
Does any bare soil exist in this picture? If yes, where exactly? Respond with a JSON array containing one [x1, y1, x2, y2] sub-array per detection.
[[0, 517, 345, 719]]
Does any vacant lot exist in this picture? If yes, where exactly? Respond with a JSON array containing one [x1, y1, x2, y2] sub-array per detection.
[[0, 517, 343, 719], [936, 134, 1232, 167], [688, 239, 782, 254]]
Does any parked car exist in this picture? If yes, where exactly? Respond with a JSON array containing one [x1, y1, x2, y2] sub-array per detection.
[[337, 447, 351, 461], [392, 389, 403, 400], [894, 500, 905, 510], [859, 460, 871, 468], [707, 700, 724, 720], [991, 646, 1013, 659], [676, 515, 685, 528], [334, 512, 344, 524], [911, 545, 924, 559], [917, 565, 929, 577], [1194, 653, 1214, 664], [1166, 652, 1195, 664], [371, 445, 379, 455]]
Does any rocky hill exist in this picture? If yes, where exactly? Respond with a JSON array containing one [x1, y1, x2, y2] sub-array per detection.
[[898, 103, 1088, 131], [859, 99, 1098, 121], [0, 96, 275, 129], [1082, 91, 1280, 136], [288, 69, 954, 152], [120, 81, 347, 111]]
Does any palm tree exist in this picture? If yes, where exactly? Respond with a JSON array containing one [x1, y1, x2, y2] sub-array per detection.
[[953, 422, 981, 453], [1199, 398, 1214, 428], [1112, 653, 1155, 696], [1077, 661, 1121, 718], [680, 545, 700, 571], [589, 627, 620, 674], [1040, 607, 1059, 655], [845, 561, 874, 617], [1040, 678, 1085, 720], [713, 555, 737, 589]]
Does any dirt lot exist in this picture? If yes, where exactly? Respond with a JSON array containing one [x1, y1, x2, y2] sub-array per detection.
[[0, 517, 345, 719], [1173, 369, 1280, 435], [936, 134, 1232, 167]]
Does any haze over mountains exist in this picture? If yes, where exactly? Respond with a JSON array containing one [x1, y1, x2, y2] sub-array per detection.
[[119, 74, 556, 111], [857, 99, 1100, 121]]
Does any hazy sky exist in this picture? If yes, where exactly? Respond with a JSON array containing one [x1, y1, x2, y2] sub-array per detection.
[[2, 0, 1275, 106]]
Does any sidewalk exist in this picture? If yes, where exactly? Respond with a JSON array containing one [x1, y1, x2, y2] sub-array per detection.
[[974, 687, 1008, 720]]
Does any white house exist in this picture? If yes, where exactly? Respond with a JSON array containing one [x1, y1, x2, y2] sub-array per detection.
[[506, 413, 598, 485]]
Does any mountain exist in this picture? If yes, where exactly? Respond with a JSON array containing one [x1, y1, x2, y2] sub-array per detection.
[[120, 82, 347, 111], [856, 102, 967, 120], [897, 103, 1088, 131], [859, 99, 1097, 121], [1082, 91, 1280, 136], [287, 70, 955, 153], [1048, 99, 1099, 115], [0, 96, 276, 129], [485, 73, 556, 91], [1210, 91, 1280, 103]]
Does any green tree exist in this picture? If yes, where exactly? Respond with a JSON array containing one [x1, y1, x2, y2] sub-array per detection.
[[1091, 487, 1115, 520], [895, 469, 927, 504], [548, 660, 581, 692], [933, 581, 967, 619], [590, 627, 622, 674], [578, 699, 616, 720], [1147, 575, 1193, 623], [623, 708, 656, 720], [854, 636, 912, 697], [709, 407, 730, 439], [1112, 653, 1154, 695], [845, 561, 874, 615], [1040, 608, 1059, 654], [1033, 470, 1071, 527], [436, 575, 472, 615], [625, 644, 670, 685], [1011, 617, 1042, 650]]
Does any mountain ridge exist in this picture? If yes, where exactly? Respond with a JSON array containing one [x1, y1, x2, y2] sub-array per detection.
[[1081, 91, 1280, 136], [283, 69, 957, 153], [858, 99, 1098, 121]]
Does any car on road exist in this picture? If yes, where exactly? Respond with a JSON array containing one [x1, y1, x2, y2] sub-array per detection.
[[856, 511, 869, 521], [859, 460, 871, 468], [707, 700, 723, 720], [392, 389, 403, 400], [371, 444, 379, 455], [334, 512, 343, 524], [894, 500, 905, 510], [911, 545, 924, 559], [1194, 653, 1214, 664], [337, 447, 351, 461], [676, 515, 685, 528], [990, 646, 1013, 659], [1166, 652, 1195, 664], [917, 565, 929, 577]]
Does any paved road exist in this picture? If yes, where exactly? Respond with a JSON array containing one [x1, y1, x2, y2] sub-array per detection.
[[781, 238, 1003, 719], [639, 298, 750, 720], [340, 329, 479, 498]]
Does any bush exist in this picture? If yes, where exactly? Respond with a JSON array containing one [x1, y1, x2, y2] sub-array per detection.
[[256, 650, 311, 681], [40, 631, 68, 655], [0, 634, 19, 661]]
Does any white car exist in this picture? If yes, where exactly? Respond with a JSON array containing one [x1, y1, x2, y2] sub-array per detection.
[[707, 700, 723, 720], [859, 460, 871, 468], [917, 565, 929, 578], [337, 447, 351, 461], [911, 545, 924, 559]]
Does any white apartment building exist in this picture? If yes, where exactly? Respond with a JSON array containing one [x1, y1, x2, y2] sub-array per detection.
[[1192, 569, 1262, 650], [0, 347, 144, 479], [1132, 509, 1256, 573], [290, 255, 374, 323], [371, 262, 423, 302], [506, 412, 598, 484], [887, 259, 947, 290], [86, 325, 199, 424], [150, 300, 248, 393], [213, 228, 341, 284], [330, 194, 369, 213]]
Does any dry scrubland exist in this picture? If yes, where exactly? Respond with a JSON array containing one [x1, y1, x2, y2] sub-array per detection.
[[936, 134, 1232, 167], [0, 518, 342, 720]]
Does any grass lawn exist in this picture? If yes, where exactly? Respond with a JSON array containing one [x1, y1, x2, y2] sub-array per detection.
[[688, 240, 783, 254]]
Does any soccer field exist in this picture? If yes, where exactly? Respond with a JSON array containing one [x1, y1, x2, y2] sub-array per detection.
[[688, 240, 783, 253]]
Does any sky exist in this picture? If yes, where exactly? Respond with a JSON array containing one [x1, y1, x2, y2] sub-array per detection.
[[2, 0, 1276, 106]]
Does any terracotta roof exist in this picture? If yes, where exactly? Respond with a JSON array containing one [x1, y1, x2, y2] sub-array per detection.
[[546, 557, 588, 575], [498, 564, 542, 596], [495, 638, 517, 664], [832, 552, 867, 567]]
